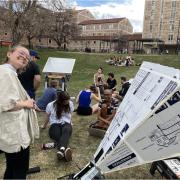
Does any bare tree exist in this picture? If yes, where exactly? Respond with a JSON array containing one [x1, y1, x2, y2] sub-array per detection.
[[0, 0, 80, 48], [0, 0, 42, 46], [45, 0, 80, 49], [22, 4, 51, 48]]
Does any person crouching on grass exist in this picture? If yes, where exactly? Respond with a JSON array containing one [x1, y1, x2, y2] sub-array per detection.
[[41, 91, 74, 161]]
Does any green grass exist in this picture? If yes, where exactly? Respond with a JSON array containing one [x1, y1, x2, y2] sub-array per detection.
[[0, 47, 180, 179]]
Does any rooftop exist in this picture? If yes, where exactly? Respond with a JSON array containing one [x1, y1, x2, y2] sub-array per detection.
[[79, 18, 125, 25]]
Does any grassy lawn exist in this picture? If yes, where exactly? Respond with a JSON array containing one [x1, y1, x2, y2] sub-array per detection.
[[0, 47, 180, 179]]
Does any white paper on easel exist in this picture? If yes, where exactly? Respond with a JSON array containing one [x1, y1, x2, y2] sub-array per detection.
[[42, 57, 76, 74]]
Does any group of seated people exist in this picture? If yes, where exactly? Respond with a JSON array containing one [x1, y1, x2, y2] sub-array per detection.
[[106, 55, 135, 67], [76, 67, 131, 132], [94, 67, 117, 92], [36, 67, 131, 163], [76, 67, 118, 116], [76, 85, 118, 132]]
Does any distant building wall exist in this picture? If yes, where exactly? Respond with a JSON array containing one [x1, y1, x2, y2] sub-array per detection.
[[143, 0, 180, 45], [68, 38, 117, 52], [79, 18, 133, 37], [0, 6, 135, 52]]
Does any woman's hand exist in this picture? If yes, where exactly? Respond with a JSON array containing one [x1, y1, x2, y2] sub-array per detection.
[[23, 99, 36, 109], [40, 125, 46, 129], [10, 99, 36, 111]]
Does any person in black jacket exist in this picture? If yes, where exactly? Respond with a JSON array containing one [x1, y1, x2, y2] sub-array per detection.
[[106, 72, 117, 91], [113, 76, 130, 101], [118, 76, 130, 100]]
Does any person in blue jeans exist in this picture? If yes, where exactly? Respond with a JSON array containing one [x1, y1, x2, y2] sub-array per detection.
[[76, 85, 101, 115], [41, 91, 74, 161], [36, 80, 57, 111]]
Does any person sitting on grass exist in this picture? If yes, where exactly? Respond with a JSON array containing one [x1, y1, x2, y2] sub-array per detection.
[[94, 67, 105, 94], [113, 76, 131, 101], [106, 72, 117, 91], [41, 91, 74, 162], [105, 56, 114, 65], [76, 85, 101, 115], [36, 80, 58, 111], [90, 89, 118, 130]]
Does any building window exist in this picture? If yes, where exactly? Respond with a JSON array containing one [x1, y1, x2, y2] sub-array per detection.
[[169, 19, 174, 24], [171, 10, 176, 19], [109, 24, 113, 29], [169, 24, 174, 31], [94, 41, 96, 44], [86, 25, 89, 30], [151, 9, 155, 17], [159, 21, 162, 31], [152, 0, 155, 7], [151, 0, 156, 18], [150, 23, 153, 32], [49, 39, 52, 44], [39, 39, 41, 43], [159, 21, 162, 37], [4, 32, 7, 35], [171, 1, 176, 19], [172, 1, 176, 8], [95, 25, 99, 30], [160, 0, 164, 15], [168, 34, 173, 41], [82, 26, 86, 30], [113, 23, 118, 29]]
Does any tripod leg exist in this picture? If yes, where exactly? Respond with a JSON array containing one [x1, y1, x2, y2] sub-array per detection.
[[27, 166, 40, 175], [149, 162, 157, 176]]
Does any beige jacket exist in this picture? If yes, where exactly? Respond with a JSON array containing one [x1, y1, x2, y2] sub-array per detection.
[[0, 65, 39, 153]]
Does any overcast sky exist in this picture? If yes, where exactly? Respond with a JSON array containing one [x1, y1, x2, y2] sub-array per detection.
[[68, 0, 145, 32]]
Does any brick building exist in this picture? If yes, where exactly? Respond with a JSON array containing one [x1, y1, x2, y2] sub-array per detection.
[[68, 18, 133, 52], [143, 0, 180, 54]]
